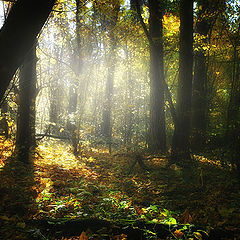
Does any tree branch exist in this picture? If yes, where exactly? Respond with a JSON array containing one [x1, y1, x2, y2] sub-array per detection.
[[133, 0, 153, 45]]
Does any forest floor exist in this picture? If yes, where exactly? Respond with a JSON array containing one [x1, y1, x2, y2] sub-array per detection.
[[0, 137, 240, 239]]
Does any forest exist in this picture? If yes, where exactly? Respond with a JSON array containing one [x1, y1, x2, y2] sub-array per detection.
[[0, 0, 239, 239]]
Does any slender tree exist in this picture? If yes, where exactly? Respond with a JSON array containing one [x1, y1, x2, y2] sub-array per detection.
[[101, 0, 120, 153], [67, 0, 85, 155], [123, 43, 134, 148]]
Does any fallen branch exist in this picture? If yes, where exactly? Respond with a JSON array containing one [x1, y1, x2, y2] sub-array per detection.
[[36, 134, 70, 141]]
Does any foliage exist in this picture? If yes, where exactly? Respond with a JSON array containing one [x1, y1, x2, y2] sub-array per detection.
[[1, 0, 240, 239], [1, 139, 240, 239]]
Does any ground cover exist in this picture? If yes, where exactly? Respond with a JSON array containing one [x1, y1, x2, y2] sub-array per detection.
[[0, 138, 240, 239]]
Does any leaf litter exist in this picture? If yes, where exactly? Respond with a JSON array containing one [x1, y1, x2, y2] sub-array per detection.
[[0, 138, 240, 239]]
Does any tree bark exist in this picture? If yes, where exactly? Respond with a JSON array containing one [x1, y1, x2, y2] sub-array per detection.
[[172, 0, 193, 164], [148, 0, 166, 153], [16, 44, 37, 163], [0, 0, 55, 101], [0, 100, 9, 139], [191, 0, 223, 152], [133, 0, 166, 153], [226, 39, 240, 178]]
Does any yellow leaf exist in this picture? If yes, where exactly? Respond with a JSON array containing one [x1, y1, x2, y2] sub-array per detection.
[[193, 232, 202, 240]]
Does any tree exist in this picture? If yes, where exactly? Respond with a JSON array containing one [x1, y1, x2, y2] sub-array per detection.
[[133, 0, 166, 153], [16, 44, 37, 163], [0, 0, 55, 100], [0, 100, 9, 139], [191, 0, 224, 152], [224, 5, 240, 178], [101, 0, 120, 153], [171, 0, 193, 164], [148, 0, 166, 152], [67, 0, 85, 155]]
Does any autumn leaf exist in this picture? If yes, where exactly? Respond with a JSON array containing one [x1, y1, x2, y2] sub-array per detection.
[[174, 229, 184, 239], [79, 231, 88, 240], [193, 232, 202, 240]]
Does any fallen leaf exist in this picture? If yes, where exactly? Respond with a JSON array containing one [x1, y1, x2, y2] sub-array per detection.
[[79, 231, 88, 240], [174, 229, 184, 239]]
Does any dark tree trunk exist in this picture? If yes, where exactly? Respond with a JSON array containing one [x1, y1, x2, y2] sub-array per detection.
[[16, 44, 37, 163], [192, 49, 207, 151], [226, 40, 240, 178], [68, 0, 83, 114], [148, 0, 166, 153], [227, 44, 240, 132], [172, 0, 193, 164], [191, 0, 223, 152], [0, 100, 9, 139], [0, 0, 55, 100]]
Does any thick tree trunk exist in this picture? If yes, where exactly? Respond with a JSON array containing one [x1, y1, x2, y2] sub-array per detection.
[[0, 0, 55, 100], [227, 44, 240, 131], [148, 0, 166, 153], [16, 44, 37, 163], [226, 42, 240, 178], [172, 0, 193, 164], [192, 50, 207, 151]]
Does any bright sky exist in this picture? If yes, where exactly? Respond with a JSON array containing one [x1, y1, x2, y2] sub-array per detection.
[[0, 2, 4, 28]]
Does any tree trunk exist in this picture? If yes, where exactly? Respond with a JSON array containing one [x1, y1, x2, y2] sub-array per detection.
[[172, 0, 193, 164], [191, 0, 223, 152], [101, 0, 120, 153], [192, 49, 207, 151], [148, 0, 166, 153], [68, 0, 83, 114], [0, 100, 9, 139], [226, 41, 240, 178], [227, 44, 240, 132], [16, 44, 37, 163], [0, 0, 55, 100], [123, 44, 134, 149], [101, 41, 116, 153]]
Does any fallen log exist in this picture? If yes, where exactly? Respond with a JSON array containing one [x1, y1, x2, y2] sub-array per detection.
[[28, 218, 170, 239]]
